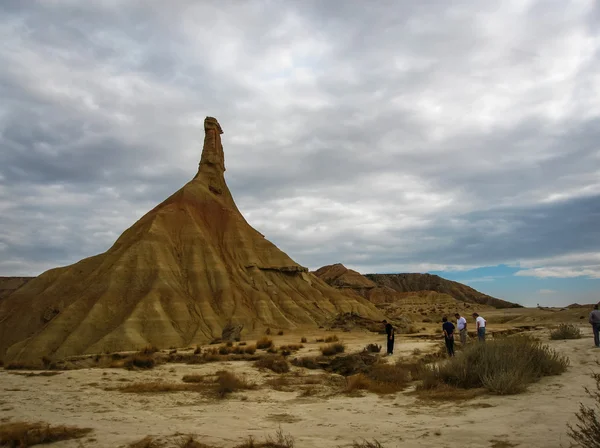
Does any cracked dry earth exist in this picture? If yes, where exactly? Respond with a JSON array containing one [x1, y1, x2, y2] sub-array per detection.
[[1, 330, 598, 448]]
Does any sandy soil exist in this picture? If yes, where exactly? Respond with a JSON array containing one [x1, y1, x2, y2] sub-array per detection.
[[1, 328, 599, 448]]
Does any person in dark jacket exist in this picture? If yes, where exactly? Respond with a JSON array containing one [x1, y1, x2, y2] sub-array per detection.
[[382, 320, 395, 355], [442, 316, 455, 357], [589, 304, 600, 348]]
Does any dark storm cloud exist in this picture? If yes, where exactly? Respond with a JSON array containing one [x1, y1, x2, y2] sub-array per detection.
[[0, 0, 599, 281]]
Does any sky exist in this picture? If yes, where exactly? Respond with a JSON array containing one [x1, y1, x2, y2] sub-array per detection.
[[0, 0, 599, 307]]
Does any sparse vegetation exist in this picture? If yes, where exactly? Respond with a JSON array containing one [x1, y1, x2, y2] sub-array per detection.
[[568, 369, 600, 448], [550, 324, 582, 340], [123, 353, 156, 370], [182, 374, 206, 383], [324, 335, 339, 343], [344, 361, 414, 395], [352, 440, 385, 448], [140, 345, 159, 355], [0, 421, 92, 447], [215, 370, 255, 398], [254, 355, 290, 374], [419, 336, 569, 395], [236, 428, 294, 448], [116, 381, 199, 393], [300, 337, 307, 343], [277, 330, 284, 336], [256, 337, 274, 350], [320, 342, 345, 356], [291, 356, 322, 370]]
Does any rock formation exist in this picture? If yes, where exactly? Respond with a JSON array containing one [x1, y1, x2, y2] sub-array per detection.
[[313, 264, 519, 308], [365, 273, 521, 308], [0, 117, 383, 364]]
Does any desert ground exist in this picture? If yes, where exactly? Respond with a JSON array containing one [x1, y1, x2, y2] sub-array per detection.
[[1, 310, 599, 448]]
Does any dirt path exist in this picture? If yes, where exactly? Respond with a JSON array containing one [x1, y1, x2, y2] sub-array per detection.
[[1, 330, 598, 448]]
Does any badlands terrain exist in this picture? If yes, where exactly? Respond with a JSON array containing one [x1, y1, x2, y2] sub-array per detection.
[[0, 118, 597, 447], [0, 313, 598, 448]]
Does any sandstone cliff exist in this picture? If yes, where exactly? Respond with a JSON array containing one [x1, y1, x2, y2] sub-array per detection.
[[0, 118, 383, 364]]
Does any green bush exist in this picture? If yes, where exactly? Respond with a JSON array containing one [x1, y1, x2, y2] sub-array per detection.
[[550, 324, 582, 340], [419, 335, 569, 395], [568, 370, 600, 448]]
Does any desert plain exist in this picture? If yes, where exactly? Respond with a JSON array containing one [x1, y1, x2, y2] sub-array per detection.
[[1, 307, 599, 448]]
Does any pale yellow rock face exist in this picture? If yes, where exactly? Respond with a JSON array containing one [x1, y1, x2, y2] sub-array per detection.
[[0, 117, 383, 363]]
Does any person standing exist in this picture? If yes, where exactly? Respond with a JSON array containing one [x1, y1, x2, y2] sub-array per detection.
[[455, 312, 468, 345], [473, 313, 486, 342], [382, 320, 395, 356], [442, 316, 455, 357], [589, 304, 600, 348]]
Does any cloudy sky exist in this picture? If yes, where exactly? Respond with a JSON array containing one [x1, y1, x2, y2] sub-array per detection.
[[1, 0, 599, 306]]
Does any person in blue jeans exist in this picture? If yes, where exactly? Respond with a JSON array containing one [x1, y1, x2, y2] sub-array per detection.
[[589, 304, 600, 347], [442, 316, 455, 357], [472, 313, 486, 342]]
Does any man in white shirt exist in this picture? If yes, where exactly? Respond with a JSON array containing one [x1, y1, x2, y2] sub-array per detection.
[[472, 313, 486, 342], [454, 313, 468, 345]]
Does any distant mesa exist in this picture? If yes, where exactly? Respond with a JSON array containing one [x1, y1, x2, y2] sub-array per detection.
[[313, 263, 522, 309], [0, 117, 383, 364]]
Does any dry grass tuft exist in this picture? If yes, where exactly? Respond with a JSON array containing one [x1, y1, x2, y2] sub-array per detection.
[[352, 440, 385, 448], [215, 371, 256, 398], [122, 353, 156, 370], [300, 337, 307, 343], [182, 374, 208, 384], [256, 337, 274, 350], [324, 335, 339, 343], [178, 435, 214, 448], [277, 330, 284, 336], [235, 428, 294, 448], [254, 356, 290, 374], [344, 361, 414, 395], [320, 342, 345, 356], [550, 324, 582, 340], [363, 344, 381, 353], [0, 421, 92, 447]]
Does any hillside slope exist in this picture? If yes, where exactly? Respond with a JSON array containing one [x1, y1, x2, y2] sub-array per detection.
[[0, 117, 383, 364], [0, 277, 34, 300], [365, 273, 521, 308]]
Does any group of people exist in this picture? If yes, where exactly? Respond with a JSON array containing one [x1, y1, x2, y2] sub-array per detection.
[[382, 303, 600, 358], [441, 312, 485, 357], [382, 312, 486, 357]]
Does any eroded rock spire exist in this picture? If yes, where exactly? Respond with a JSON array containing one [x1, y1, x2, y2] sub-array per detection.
[[195, 116, 226, 194]]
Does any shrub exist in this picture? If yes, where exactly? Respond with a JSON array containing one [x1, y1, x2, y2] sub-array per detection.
[[352, 440, 384, 448], [123, 354, 156, 370], [550, 324, 582, 340], [244, 345, 257, 355], [277, 330, 284, 336], [265, 328, 272, 335], [419, 336, 569, 395], [320, 342, 345, 356], [291, 357, 322, 370], [215, 371, 255, 398], [236, 428, 295, 448], [325, 335, 339, 343], [256, 337, 273, 350], [254, 356, 290, 374], [568, 370, 600, 448], [0, 421, 93, 447], [182, 375, 205, 383], [301, 337, 307, 343]]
